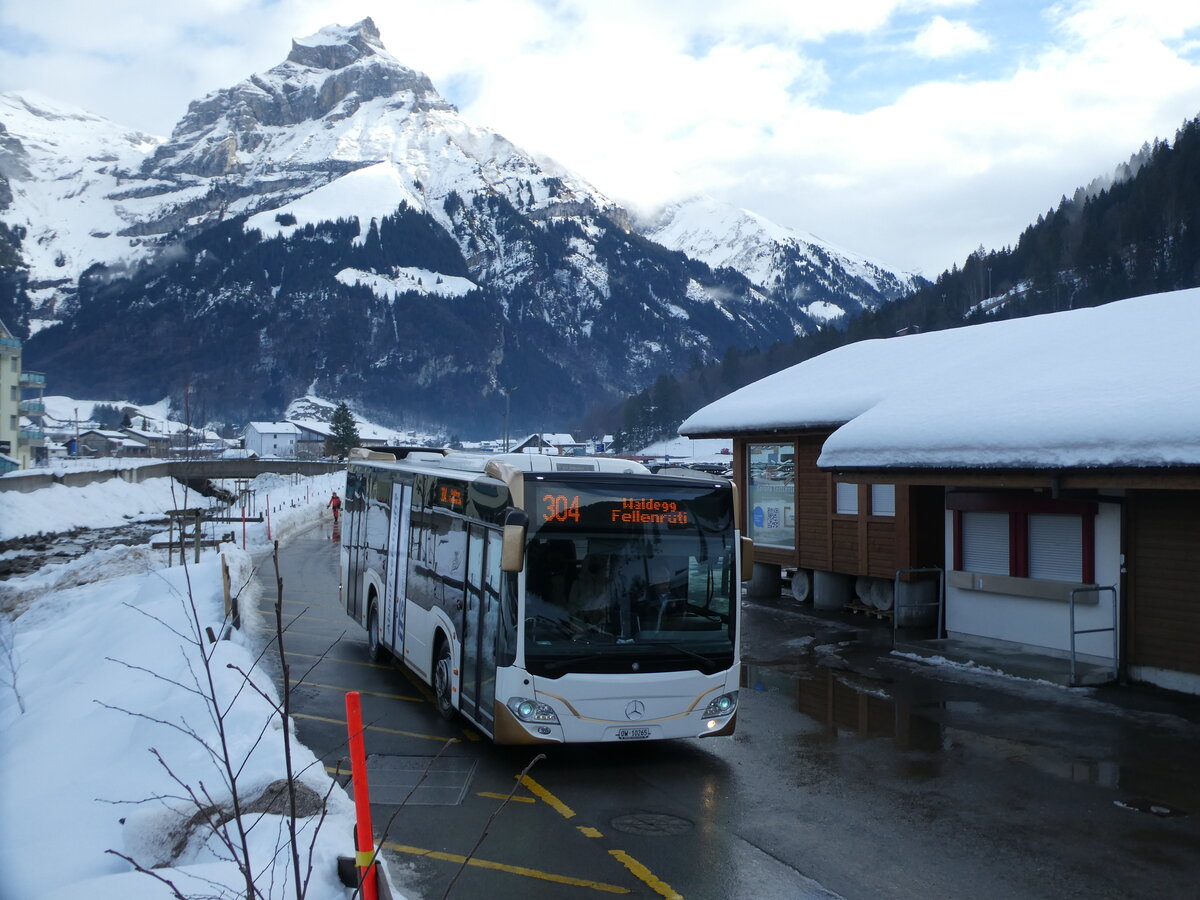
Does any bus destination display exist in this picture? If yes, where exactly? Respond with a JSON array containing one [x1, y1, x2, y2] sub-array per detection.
[[540, 492, 691, 527]]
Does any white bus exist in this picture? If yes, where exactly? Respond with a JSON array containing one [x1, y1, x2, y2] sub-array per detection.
[[341, 448, 752, 744]]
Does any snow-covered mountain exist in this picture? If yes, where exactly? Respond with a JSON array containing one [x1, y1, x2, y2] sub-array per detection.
[[641, 195, 922, 324], [0, 18, 920, 435], [0, 92, 160, 321]]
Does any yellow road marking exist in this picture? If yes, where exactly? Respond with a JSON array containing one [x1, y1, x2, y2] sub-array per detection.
[[291, 712, 457, 744], [257, 601, 346, 618], [577, 826, 603, 838], [519, 775, 576, 820], [477, 791, 535, 803], [382, 842, 630, 894], [609, 850, 683, 900], [281, 679, 422, 702], [263, 648, 392, 669], [249, 624, 359, 640]]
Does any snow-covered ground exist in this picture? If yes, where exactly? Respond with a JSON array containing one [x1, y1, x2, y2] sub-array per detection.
[[0, 470, 398, 900], [0, 475, 201, 542]]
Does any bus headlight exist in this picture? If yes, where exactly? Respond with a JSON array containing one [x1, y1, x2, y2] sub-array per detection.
[[702, 691, 738, 717], [507, 697, 560, 724]]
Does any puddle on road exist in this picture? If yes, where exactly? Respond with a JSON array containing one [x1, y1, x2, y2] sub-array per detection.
[[741, 661, 1134, 794]]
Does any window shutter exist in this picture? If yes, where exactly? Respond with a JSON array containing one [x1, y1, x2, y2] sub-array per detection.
[[871, 484, 896, 517], [1028, 514, 1082, 582], [962, 511, 1009, 574]]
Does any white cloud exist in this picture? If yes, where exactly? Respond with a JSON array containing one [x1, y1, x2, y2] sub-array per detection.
[[911, 16, 990, 58], [1, 0, 1198, 275]]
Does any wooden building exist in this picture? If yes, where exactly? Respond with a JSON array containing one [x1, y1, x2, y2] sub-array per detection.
[[682, 290, 1200, 694]]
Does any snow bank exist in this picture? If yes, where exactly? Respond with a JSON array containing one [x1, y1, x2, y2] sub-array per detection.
[[0, 470, 372, 900], [0, 476, 204, 541]]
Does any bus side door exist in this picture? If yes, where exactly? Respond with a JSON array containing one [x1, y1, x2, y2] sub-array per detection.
[[384, 481, 410, 652], [343, 470, 368, 623], [460, 525, 503, 732]]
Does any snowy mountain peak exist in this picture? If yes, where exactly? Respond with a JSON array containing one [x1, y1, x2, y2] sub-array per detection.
[[150, 19, 451, 179], [286, 18, 387, 70], [642, 194, 922, 324]]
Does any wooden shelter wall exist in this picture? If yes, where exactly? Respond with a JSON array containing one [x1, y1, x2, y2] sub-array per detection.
[[1128, 491, 1200, 675]]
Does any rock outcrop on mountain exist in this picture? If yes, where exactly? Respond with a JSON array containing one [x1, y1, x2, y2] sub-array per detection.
[[0, 18, 919, 435]]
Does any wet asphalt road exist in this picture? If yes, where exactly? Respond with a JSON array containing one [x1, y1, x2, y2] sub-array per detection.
[[253, 519, 1200, 900]]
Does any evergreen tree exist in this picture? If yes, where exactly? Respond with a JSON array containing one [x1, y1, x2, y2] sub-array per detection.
[[92, 403, 122, 429], [327, 402, 361, 458]]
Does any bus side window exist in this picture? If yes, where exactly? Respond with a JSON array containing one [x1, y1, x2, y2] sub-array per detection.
[[435, 514, 467, 614]]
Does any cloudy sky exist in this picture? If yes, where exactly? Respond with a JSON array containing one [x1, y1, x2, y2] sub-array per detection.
[[2, 0, 1199, 275]]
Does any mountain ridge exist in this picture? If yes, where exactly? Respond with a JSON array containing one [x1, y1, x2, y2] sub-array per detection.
[[1, 18, 919, 436]]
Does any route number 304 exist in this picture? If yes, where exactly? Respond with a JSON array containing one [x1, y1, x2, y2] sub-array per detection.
[[542, 493, 581, 523]]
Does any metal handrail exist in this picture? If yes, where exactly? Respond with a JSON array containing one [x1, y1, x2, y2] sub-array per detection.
[[893, 567, 945, 648], [1069, 585, 1118, 686]]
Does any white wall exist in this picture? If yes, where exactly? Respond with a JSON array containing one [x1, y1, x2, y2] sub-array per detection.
[[245, 426, 296, 457], [943, 500, 1122, 661]]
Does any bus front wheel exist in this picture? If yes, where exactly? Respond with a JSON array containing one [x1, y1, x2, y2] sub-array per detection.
[[367, 602, 385, 663], [434, 640, 456, 721]]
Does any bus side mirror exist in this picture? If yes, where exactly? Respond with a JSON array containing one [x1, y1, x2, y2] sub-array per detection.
[[740, 536, 755, 582], [501, 509, 529, 573]]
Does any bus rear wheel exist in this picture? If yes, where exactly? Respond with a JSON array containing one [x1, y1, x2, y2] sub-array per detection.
[[434, 640, 456, 721]]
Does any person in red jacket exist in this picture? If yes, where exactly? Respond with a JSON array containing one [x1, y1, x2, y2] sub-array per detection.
[[327, 491, 342, 522]]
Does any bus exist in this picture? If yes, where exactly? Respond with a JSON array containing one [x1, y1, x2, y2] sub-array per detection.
[[341, 448, 752, 744]]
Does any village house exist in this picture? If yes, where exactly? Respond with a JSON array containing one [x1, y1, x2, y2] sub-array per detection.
[[681, 289, 1200, 695], [121, 427, 171, 456], [75, 428, 148, 458], [243, 421, 300, 458], [511, 432, 587, 455]]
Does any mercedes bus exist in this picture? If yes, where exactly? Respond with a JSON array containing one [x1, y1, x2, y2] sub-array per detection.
[[340, 448, 752, 744]]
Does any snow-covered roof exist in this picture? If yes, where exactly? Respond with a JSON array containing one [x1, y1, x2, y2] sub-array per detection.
[[680, 288, 1200, 470], [122, 427, 168, 441], [245, 422, 301, 436], [519, 432, 581, 445]]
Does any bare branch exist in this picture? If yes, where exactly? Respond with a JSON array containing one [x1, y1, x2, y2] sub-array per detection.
[[0, 616, 26, 714], [442, 753, 548, 900], [103, 656, 207, 699], [105, 849, 191, 900]]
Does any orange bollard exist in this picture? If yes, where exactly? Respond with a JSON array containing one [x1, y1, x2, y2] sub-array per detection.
[[345, 692, 378, 900]]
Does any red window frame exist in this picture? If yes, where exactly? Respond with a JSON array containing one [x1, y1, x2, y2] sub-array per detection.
[[948, 491, 1096, 584]]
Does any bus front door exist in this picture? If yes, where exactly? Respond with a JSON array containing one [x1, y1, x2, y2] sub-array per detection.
[[461, 526, 502, 732]]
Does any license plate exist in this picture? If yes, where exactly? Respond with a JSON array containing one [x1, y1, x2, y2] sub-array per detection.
[[616, 727, 652, 740]]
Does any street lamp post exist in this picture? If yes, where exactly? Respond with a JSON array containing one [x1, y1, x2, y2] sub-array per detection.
[[502, 387, 517, 452]]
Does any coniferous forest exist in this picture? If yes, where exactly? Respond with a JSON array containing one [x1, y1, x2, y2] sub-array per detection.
[[594, 113, 1200, 451]]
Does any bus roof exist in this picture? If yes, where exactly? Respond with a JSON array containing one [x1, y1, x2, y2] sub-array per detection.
[[349, 447, 651, 476]]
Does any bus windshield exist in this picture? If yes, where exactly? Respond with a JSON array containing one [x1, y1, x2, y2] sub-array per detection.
[[522, 476, 736, 677]]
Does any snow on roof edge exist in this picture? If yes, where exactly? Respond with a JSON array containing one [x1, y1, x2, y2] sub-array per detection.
[[681, 288, 1200, 471]]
